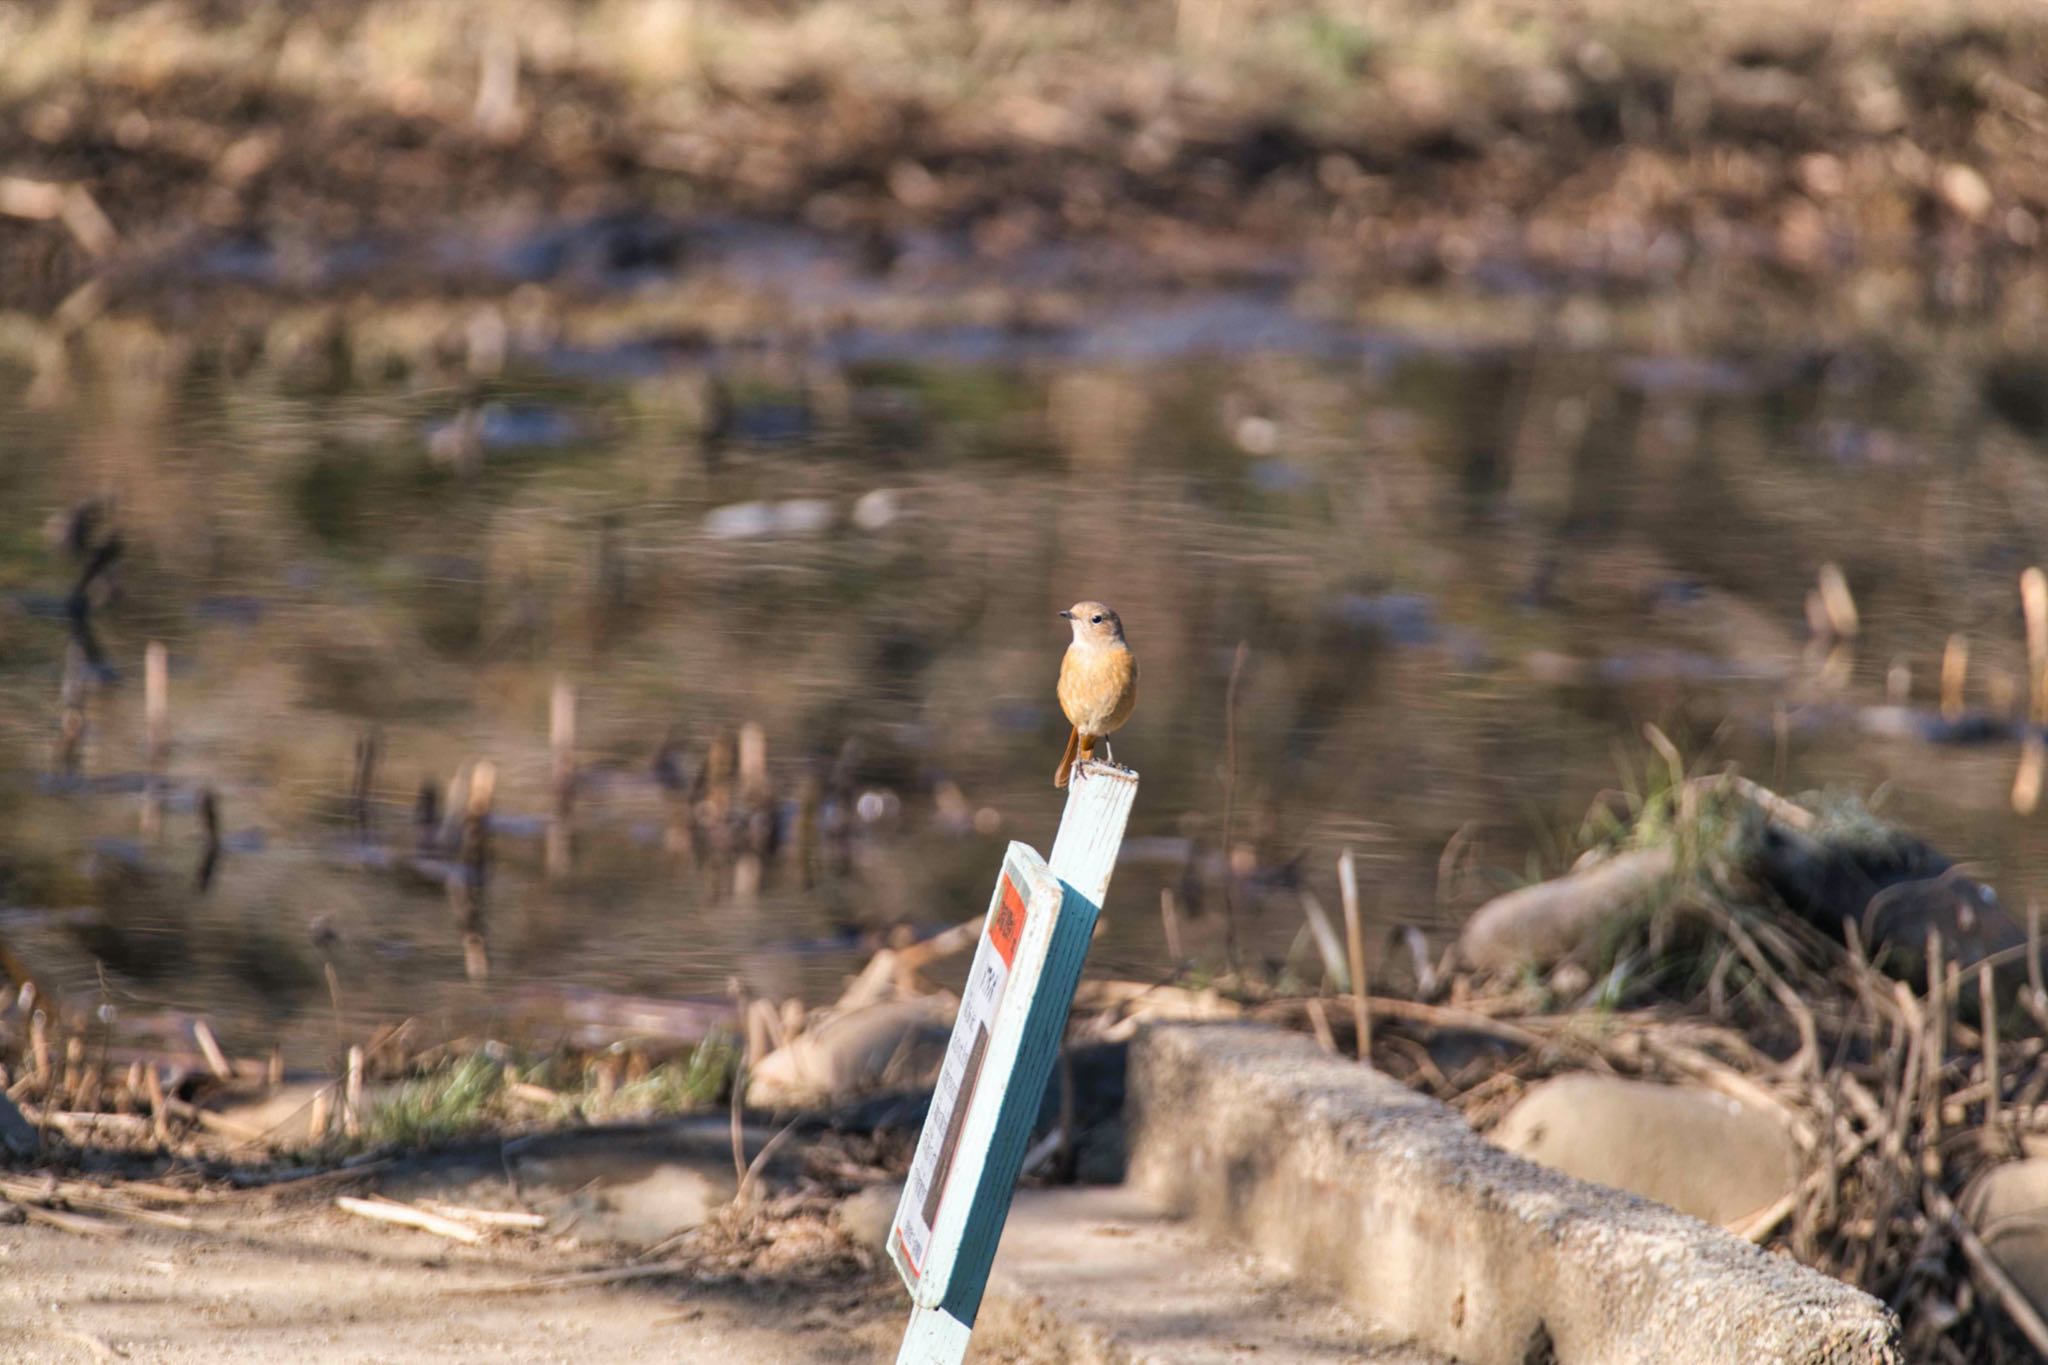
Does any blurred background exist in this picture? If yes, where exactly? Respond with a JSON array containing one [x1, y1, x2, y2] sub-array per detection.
[[1, 0, 2047, 1063]]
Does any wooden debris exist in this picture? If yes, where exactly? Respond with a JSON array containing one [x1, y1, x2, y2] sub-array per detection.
[[193, 1020, 231, 1081], [416, 1199, 546, 1230], [21, 1203, 126, 1238], [335, 1195, 484, 1244]]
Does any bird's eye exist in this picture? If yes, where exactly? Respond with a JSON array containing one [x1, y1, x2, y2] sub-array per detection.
[[1090, 614, 1103, 624]]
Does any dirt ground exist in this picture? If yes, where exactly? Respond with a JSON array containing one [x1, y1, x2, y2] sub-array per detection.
[[0, 1190, 904, 1364]]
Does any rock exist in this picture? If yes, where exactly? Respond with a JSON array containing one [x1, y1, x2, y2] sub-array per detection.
[[850, 488, 900, 531], [1751, 817, 2024, 983], [746, 1000, 953, 1108], [834, 1182, 902, 1247], [1939, 163, 1994, 222], [559, 1160, 731, 1243], [702, 498, 837, 540], [1861, 873, 2023, 984], [1491, 1074, 1799, 1226], [1457, 846, 1675, 972], [209, 1081, 337, 1142], [1961, 1159, 2048, 1316], [0, 1090, 38, 1157], [503, 1125, 788, 1245]]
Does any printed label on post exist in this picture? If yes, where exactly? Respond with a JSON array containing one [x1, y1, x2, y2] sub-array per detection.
[[893, 871, 1028, 1279]]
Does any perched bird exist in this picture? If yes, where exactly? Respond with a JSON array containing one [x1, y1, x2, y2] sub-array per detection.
[[1055, 601, 1138, 788]]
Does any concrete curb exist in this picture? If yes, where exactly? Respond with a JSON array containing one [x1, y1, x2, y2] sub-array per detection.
[[1126, 1023, 1901, 1365], [975, 1187, 1448, 1363]]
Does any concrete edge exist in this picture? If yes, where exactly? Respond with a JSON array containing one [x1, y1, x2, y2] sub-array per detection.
[[1125, 1021, 1902, 1365]]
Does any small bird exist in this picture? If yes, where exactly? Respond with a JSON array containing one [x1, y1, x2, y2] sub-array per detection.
[[1055, 601, 1138, 788]]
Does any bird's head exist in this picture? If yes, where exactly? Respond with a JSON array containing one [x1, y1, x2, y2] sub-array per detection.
[[1059, 601, 1125, 645]]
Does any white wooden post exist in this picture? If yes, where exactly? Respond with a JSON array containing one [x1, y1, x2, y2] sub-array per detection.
[[890, 760, 1138, 1363]]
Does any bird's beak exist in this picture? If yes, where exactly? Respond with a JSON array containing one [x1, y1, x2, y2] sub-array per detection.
[[1057, 610, 1072, 619]]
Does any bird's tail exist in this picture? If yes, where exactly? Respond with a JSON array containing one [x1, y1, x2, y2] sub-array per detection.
[[1054, 727, 1081, 788]]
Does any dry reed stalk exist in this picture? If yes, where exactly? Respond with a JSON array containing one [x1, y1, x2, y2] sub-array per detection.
[[22, 1203, 126, 1238], [1982, 963, 2004, 1155], [734, 1119, 800, 1208], [547, 679, 575, 881], [29, 1011, 50, 1096], [1817, 562, 1858, 638], [452, 759, 495, 982], [142, 1066, 170, 1146], [1925, 934, 1948, 1178], [443, 1261, 688, 1295], [2032, 900, 2047, 1016], [1885, 657, 1910, 706], [2027, 567, 2048, 723], [307, 1087, 332, 1142], [343, 1046, 364, 1138], [1690, 901, 1819, 1076], [1339, 848, 1371, 1065], [1297, 891, 1347, 987], [350, 729, 380, 843], [0, 1176, 195, 1231], [2015, 736, 2044, 816], [0, 178, 116, 256], [55, 641, 87, 774], [1219, 641, 1248, 973], [141, 640, 166, 839], [1258, 994, 1546, 1050], [737, 722, 769, 807], [1303, 996, 1337, 1054], [192, 1021, 230, 1081], [1942, 633, 1969, 721], [416, 1199, 546, 1230], [1159, 888, 1184, 962]]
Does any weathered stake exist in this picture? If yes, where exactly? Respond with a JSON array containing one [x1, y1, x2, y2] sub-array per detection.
[[891, 761, 1137, 1363]]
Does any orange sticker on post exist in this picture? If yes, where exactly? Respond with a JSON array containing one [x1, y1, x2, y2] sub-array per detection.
[[988, 875, 1028, 968]]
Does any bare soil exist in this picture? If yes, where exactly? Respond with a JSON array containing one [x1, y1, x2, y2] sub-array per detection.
[[0, 1182, 902, 1364]]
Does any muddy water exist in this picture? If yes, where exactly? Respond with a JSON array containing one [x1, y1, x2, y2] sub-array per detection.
[[2, 296, 2047, 1065]]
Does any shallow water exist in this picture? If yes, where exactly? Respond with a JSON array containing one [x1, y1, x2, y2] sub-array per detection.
[[3, 286, 2047, 1065]]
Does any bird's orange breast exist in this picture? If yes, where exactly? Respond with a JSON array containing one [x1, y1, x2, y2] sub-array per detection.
[[1057, 643, 1138, 736]]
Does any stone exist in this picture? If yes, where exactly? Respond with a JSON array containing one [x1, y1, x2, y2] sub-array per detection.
[[501, 1124, 788, 1245], [1491, 1074, 1799, 1226], [1456, 846, 1674, 972], [1961, 1158, 2048, 1316], [1127, 1023, 1897, 1364], [745, 999, 953, 1108], [833, 1182, 902, 1248], [0, 1090, 38, 1157]]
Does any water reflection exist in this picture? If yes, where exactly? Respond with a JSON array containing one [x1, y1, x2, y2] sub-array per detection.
[[2, 313, 2046, 1064]]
